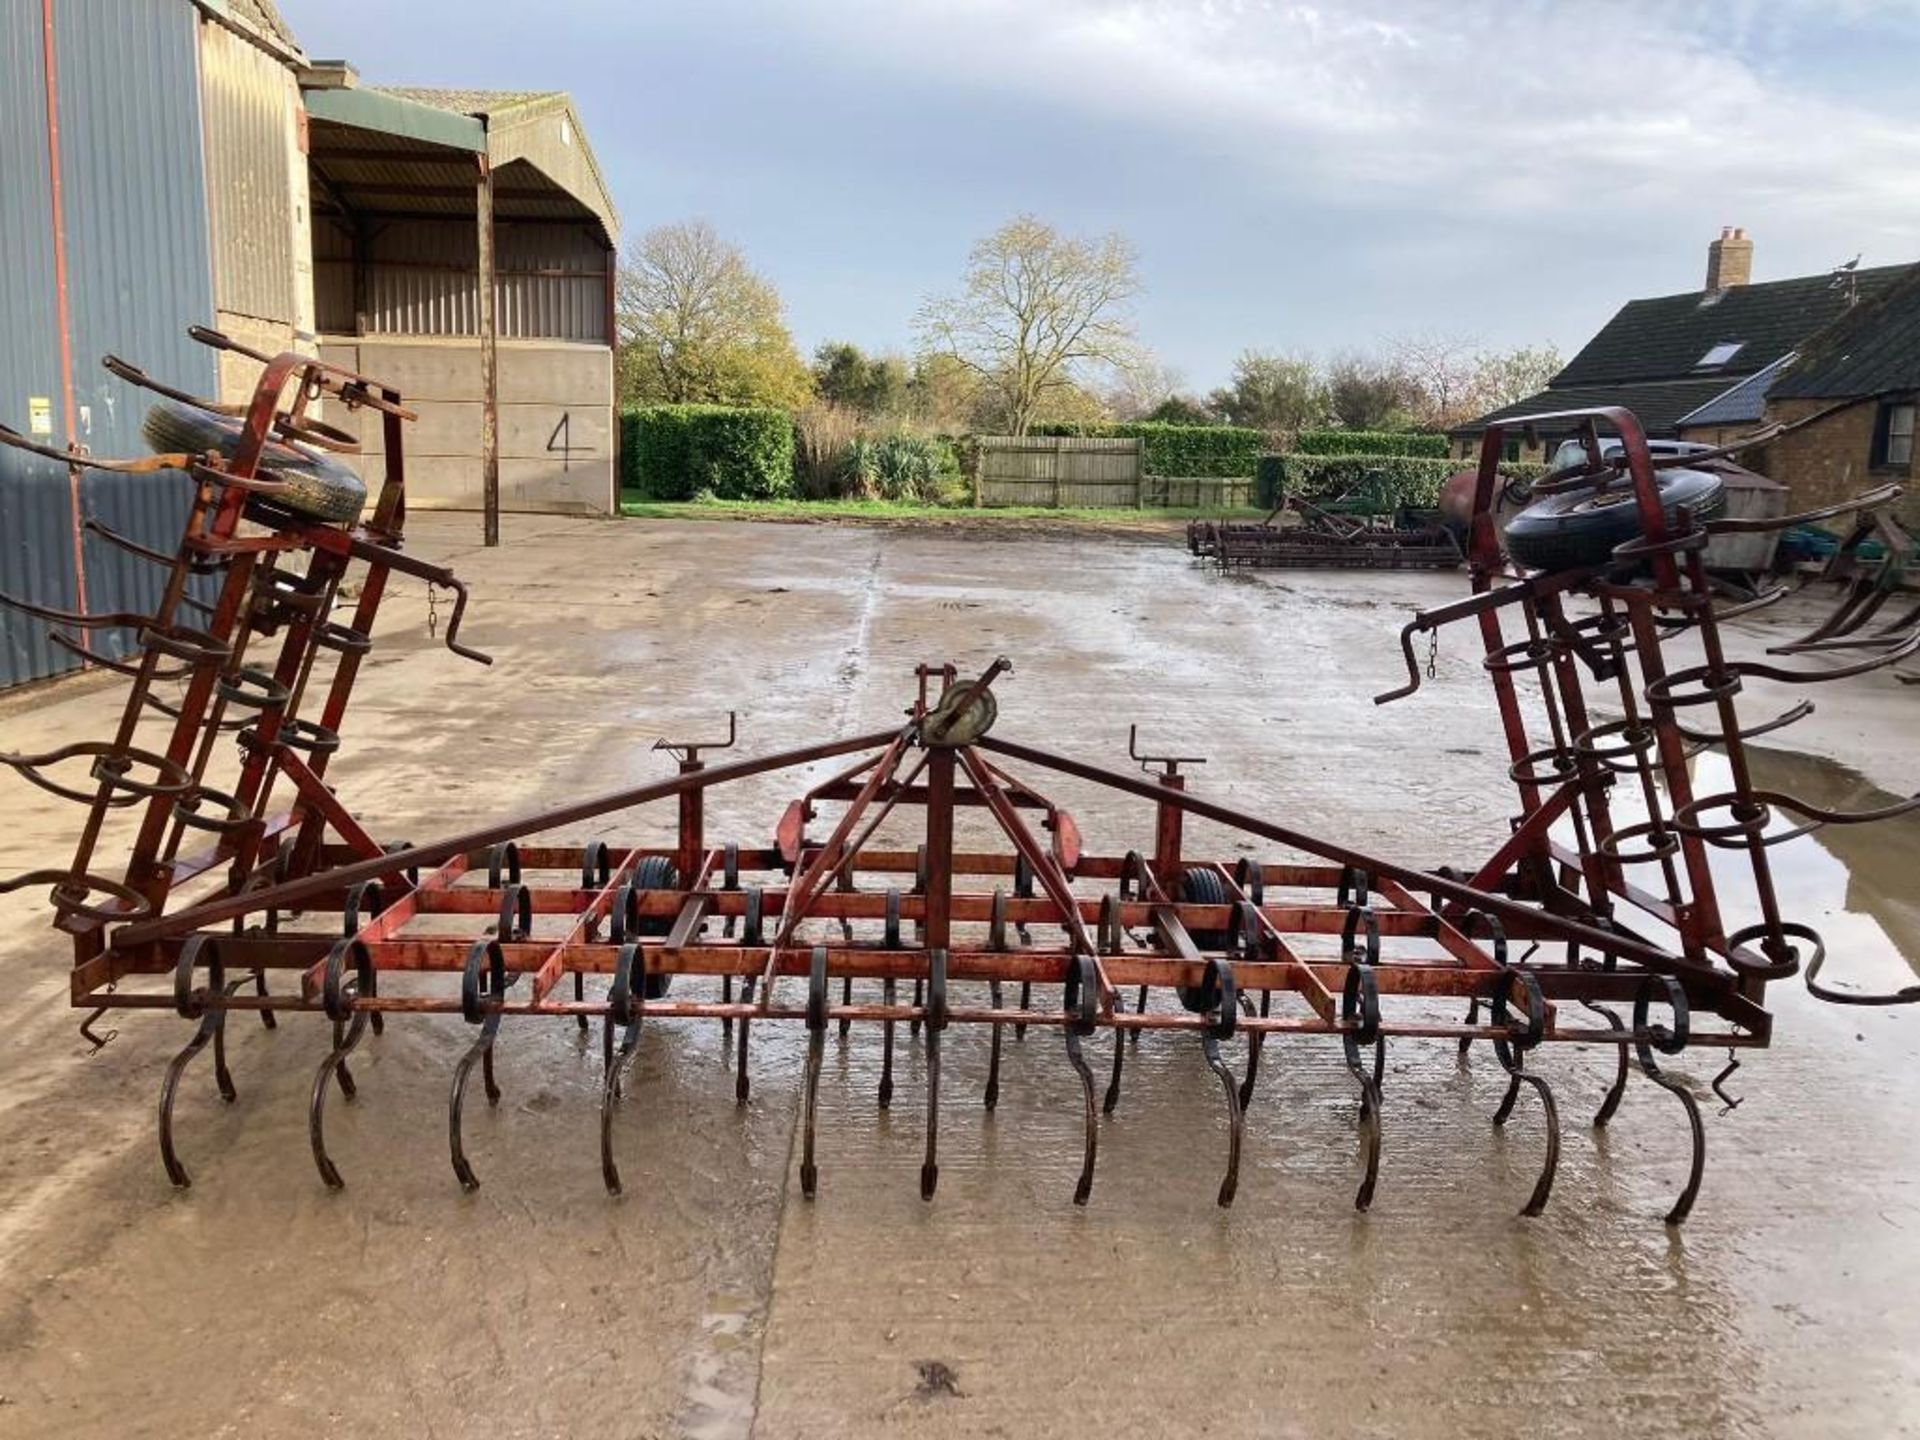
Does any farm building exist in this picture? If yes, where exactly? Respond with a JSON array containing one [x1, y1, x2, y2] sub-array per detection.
[[0, 0, 618, 691]]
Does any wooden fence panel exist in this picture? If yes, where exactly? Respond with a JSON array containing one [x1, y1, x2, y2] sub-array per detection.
[[976, 436, 1142, 508]]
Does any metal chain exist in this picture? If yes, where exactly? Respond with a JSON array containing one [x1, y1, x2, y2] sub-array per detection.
[[427, 585, 440, 639], [1424, 630, 1439, 680]]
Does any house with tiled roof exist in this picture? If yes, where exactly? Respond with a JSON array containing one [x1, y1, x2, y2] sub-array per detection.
[[1757, 265, 1920, 525], [1450, 231, 1914, 461]]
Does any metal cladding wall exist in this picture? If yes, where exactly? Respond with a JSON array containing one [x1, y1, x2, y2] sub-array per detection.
[[200, 18, 298, 328], [0, 0, 218, 689], [314, 216, 611, 341]]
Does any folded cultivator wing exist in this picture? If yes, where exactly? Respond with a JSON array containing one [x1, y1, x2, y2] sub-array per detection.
[[4, 350, 1917, 1224]]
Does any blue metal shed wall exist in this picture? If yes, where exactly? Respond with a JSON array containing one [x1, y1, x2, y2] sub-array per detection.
[[59, 0, 218, 668], [0, 3, 76, 688], [0, 0, 219, 689]]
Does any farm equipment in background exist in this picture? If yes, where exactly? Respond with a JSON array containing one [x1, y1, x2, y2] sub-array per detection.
[[4, 350, 1920, 1228], [1188, 468, 1463, 570]]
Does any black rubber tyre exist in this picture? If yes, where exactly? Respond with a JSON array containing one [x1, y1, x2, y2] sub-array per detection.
[[1504, 466, 1723, 574], [141, 398, 367, 525], [1176, 866, 1230, 1012], [631, 855, 681, 999]]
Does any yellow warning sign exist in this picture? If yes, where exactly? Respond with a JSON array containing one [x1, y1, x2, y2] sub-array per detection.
[[28, 396, 54, 437]]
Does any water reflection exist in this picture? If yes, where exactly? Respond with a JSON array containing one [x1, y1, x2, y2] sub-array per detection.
[[1557, 744, 1920, 994]]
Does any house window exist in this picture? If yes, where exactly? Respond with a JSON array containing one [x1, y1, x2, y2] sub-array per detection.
[[1695, 341, 1745, 369], [1873, 400, 1915, 469]]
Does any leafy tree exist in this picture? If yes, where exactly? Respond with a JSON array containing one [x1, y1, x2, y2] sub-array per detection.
[[906, 353, 984, 434], [1389, 331, 1484, 430], [811, 341, 910, 416], [1325, 352, 1416, 431], [1145, 394, 1217, 425], [1207, 350, 1329, 442], [915, 215, 1141, 436], [616, 220, 812, 410]]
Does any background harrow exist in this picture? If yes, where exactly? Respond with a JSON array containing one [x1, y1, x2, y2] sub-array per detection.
[[4, 345, 1917, 1225]]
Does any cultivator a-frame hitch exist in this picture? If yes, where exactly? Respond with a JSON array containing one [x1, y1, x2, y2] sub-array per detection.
[[5, 347, 1917, 1225]]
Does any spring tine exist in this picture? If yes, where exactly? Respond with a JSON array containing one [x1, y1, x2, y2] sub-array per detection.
[[910, 977, 924, 1039], [309, 1013, 370, 1189], [1633, 977, 1705, 1226], [800, 946, 828, 1198], [1016, 980, 1030, 1039], [1102, 999, 1127, 1115], [879, 977, 896, 1109], [1198, 958, 1244, 1208], [921, 949, 947, 1200], [1458, 997, 1480, 1063], [1341, 958, 1383, 1212], [449, 1015, 501, 1191], [1130, 985, 1147, 1048], [1500, 1067, 1561, 1217], [721, 974, 734, 1039], [601, 942, 646, 1195], [1236, 988, 1270, 1110], [838, 975, 853, 1042], [984, 980, 1003, 1111], [449, 940, 509, 1190], [735, 972, 755, 1106], [1063, 953, 1100, 1206], [573, 971, 589, 1036], [252, 967, 277, 1030], [158, 1013, 223, 1188], [1582, 1000, 1631, 1127]]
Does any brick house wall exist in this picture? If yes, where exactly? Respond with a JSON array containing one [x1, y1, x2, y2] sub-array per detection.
[[1764, 395, 1918, 527]]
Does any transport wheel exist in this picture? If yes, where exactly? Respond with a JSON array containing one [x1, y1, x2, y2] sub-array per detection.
[[631, 855, 681, 999], [141, 398, 367, 524], [1504, 467, 1722, 574], [1176, 866, 1230, 1012]]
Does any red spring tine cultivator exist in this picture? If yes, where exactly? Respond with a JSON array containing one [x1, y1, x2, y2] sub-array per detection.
[[3, 347, 1917, 1224]]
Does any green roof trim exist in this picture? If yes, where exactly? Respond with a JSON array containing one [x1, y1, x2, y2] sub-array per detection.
[[302, 85, 485, 152]]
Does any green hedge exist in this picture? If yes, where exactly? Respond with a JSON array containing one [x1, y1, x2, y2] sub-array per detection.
[[1276, 454, 1548, 508], [1294, 429, 1448, 458], [1032, 421, 1263, 477], [621, 405, 795, 500]]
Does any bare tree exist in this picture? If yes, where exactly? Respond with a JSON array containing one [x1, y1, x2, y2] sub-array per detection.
[[1390, 331, 1484, 431], [915, 216, 1141, 436], [617, 220, 810, 408], [1103, 356, 1187, 421]]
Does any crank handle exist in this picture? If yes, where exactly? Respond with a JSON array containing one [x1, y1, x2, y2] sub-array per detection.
[[433, 579, 492, 666], [1375, 618, 1430, 705]]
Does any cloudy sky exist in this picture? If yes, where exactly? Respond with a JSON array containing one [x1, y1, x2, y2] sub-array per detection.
[[285, 0, 1920, 389]]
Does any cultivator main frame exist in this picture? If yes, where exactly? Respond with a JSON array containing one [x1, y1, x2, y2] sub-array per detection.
[[5, 347, 1918, 1223]]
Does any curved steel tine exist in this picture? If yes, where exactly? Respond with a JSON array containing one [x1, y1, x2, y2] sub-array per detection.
[[921, 949, 947, 1200], [1016, 981, 1031, 1039], [601, 943, 646, 1195], [1062, 954, 1100, 1206], [1102, 995, 1128, 1115], [1236, 987, 1270, 1110], [910, 977, 924, 1039], [984, 980, 1004, 1111], [157, 936, 233, 1188], [1101, 894, 1127, 1113], [734, 973, 754, 1106], [251, 966, 277, 1030], [450, 939, 508, 1191], [1340, 953, 1383, 1212], [838, 974, 853, 1042], [1197, 958, 1245, 1208], [573, 970, 589, 1036], [1458, 996, 1480, 1064], [1130, 985, 1147, 1048], [1487, 968, 1559, 1217], [721, 973, 734, 1040], [800, 946, 829, 1198], [1632, 977, 1705, 1226], [879, 977, 897, 1109], [309, 1019, 368, 1188], [310, 940, 374, 1188], [1581, 1000, 1630, 1128]]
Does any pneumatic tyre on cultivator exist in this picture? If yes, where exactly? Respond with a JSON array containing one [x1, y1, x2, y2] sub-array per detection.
[[4, 356, 1918, 1225]]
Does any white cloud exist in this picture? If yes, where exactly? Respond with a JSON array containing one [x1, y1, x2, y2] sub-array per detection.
[[788, 0, 1920, 253]]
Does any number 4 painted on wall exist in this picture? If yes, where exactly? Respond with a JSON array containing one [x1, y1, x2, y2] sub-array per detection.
[[546, 412, 591, 472]]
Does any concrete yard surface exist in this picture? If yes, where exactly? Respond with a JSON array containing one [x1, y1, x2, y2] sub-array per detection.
[[1, 514, 1917, 1439]]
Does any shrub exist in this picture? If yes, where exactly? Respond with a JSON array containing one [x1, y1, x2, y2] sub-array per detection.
[[1030, 421, 1263, 477], [1294, 429, 1448, 459], [1276, 454, 1548, 509], [1255, 454, 1285, 509], [842, 434, 962, 504], [621, 405, 794, 500]]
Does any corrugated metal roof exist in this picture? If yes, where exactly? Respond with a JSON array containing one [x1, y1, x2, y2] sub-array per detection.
[[1674, 352, 1797, 429], [379, 87, 559, 117]]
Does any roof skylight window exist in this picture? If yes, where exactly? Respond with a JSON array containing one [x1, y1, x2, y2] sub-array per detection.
[[1696, 341, 1745, 368]]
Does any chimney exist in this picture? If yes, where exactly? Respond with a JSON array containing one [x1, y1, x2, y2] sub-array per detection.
[[1706, 226, 1753, 291]]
